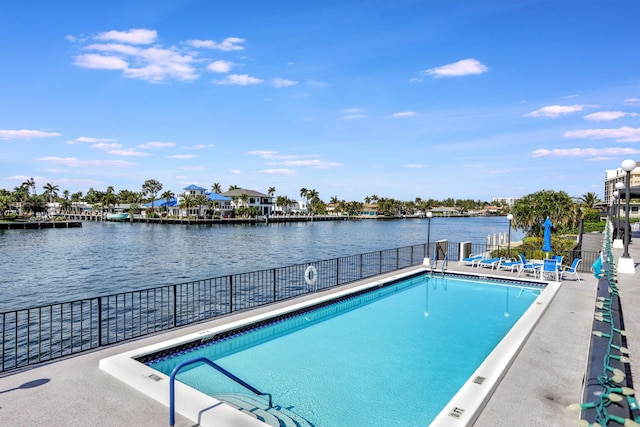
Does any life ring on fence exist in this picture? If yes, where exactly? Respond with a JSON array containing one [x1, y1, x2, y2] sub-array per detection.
[[305, 265, 318, 286]]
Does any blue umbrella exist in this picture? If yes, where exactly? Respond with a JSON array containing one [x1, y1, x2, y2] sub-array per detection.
[[542, 217, 553, 255]]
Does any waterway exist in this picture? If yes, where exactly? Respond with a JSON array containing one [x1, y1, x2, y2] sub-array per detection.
[[0, 217, 523, 312]]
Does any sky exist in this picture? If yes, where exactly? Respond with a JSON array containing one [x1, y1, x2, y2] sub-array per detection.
[[1, 0, 640, 203]]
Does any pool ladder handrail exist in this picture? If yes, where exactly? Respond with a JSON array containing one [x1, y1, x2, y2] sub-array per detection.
[[169, 356, 273, 426], [430, 255, 448, 276]]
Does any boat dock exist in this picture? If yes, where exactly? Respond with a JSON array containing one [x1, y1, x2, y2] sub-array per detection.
[[0, 221, 82, 229]]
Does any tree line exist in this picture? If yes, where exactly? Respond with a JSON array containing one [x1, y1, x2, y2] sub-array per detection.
[[0, 178, 606, 229]]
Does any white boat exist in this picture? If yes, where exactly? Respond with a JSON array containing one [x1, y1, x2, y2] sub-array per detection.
[[105, 213, 129, 221]]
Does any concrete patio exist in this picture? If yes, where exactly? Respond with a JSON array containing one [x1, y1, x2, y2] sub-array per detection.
[[0, 234, 637, 427]]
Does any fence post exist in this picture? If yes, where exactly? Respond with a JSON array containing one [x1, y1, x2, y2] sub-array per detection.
[[360, 253, 363, 280], [172, 285, 177, 328], [229, 276, 233, 313], [379, 250, 382, 274], [97, 297, 102, 346], [396, 248, 399, 270], [336, 258, 340, 286], [272, 269, 276, 302]]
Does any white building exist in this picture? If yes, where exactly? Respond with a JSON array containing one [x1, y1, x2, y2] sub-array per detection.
[[222, 188, 274, 216], [604, 162, 640, 204]]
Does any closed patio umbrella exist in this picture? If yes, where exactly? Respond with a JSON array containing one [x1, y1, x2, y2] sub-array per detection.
[[542, 217, 553, 257]]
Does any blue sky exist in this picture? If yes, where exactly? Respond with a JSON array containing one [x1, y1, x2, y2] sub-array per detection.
[[1, 0, 639, 202]]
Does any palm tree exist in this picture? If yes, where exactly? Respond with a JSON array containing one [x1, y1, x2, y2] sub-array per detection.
[[307, 189, 319, 217], [12, 185, 30, 215], [268, 187, 276, 197], [194, 194, 209, 219], [179, 195, 195, 224], [23, 194, 47, 217], [240, 193, 250, 218], [142, 179, 163, 220], [160, 190, 175, 219], [228, 184, 240, 191], [300, 188, 309, 214], [579, 192, 601, 209], [0, 194, 12, 219], [42, 182, 59, 204], [211, 183, 223, 194], [22, 177, 36, 195]]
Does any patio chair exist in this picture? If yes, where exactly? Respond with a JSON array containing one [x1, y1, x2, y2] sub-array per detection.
[[560, 258, 581, 282], [541, 259, 559, 281], [550, 255, 564, 270], [517, 254, 540, 277]]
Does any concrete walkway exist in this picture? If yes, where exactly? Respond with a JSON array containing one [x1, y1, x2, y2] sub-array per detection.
[[0, 235, 638, 427]]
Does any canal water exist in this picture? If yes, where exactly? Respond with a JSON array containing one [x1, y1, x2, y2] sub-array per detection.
[[0, 217, 523, 312]]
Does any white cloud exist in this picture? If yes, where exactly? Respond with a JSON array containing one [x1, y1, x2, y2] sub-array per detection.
[[185, 144, 215, 149], [282, 159, 342, 169], [248, 150, 279, 158], [92, 143, 123, 150], [138, 141, 175, 149], [258, 168, 298, 176], [524, 105, 588, 118], [187, 37, 245, 51], [213, 74, 263, 85], [95, 29, 157, 45], [272, 77, 298, 88], [584, 111, 638, 121], [405, 163, 425, 168], [625, 98, 640, 104], [207, 60, 233, 73], [563, 126, 640, 142], [66, 137, 115, 144], [423, 58, 488, 78], [169, 154, 196, 159], [0, 129, 61, 140], [392, 111, 417, 117], [108, 149, 150, 157], [340, 108, 362, 114], [74, 54, 129, 70], [342, 114, 365, 120], [229, 169, 242, 174], [528, 147, 640, 157], [36, 157, 136, 168]]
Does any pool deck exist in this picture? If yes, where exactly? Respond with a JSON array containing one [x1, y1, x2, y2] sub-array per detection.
[[0, 238, 638, 426]]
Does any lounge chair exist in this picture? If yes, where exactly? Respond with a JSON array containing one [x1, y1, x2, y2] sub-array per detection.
[[459, 254, 484, 266], [591, 255, 603, 279], [498, 258, 523, 272], [540, 259, 559, 281], [477, 257, 503, 269], [560, 258, 581, 282]]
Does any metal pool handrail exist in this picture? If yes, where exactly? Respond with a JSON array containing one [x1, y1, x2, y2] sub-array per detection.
[[169, 356, 273, 426]]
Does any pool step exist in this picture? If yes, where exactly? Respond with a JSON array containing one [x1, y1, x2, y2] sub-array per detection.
[[216, 393, 314, 427]]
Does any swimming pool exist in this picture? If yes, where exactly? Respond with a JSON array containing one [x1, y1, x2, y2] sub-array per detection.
[[100, 268, 559, 427]]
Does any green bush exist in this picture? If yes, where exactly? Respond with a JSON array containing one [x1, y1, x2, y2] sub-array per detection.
[[583, 221, 606, 233]]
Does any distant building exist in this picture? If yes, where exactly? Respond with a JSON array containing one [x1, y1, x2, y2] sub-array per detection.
[[603, 162, 640, 219], [222, 188, 274, 216], [491, 197, 518, 207], [604, 162, 640, 204]]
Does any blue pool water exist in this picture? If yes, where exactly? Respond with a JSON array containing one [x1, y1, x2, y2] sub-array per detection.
[[147, 274, 542, 426]]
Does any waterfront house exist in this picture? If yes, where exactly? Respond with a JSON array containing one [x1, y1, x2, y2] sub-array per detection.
[[222, 188, 274, 217]]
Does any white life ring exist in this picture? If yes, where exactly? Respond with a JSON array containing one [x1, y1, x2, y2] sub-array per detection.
[[305, 265, 318, 286]]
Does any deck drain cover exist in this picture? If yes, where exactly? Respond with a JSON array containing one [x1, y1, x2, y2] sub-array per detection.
[[448, 407, 465, 419], [148, 374, 163, 382], [473, 376, 486, 384]]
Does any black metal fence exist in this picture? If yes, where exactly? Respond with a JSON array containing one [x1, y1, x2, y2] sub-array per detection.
[[0, 241, 600, 374]]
